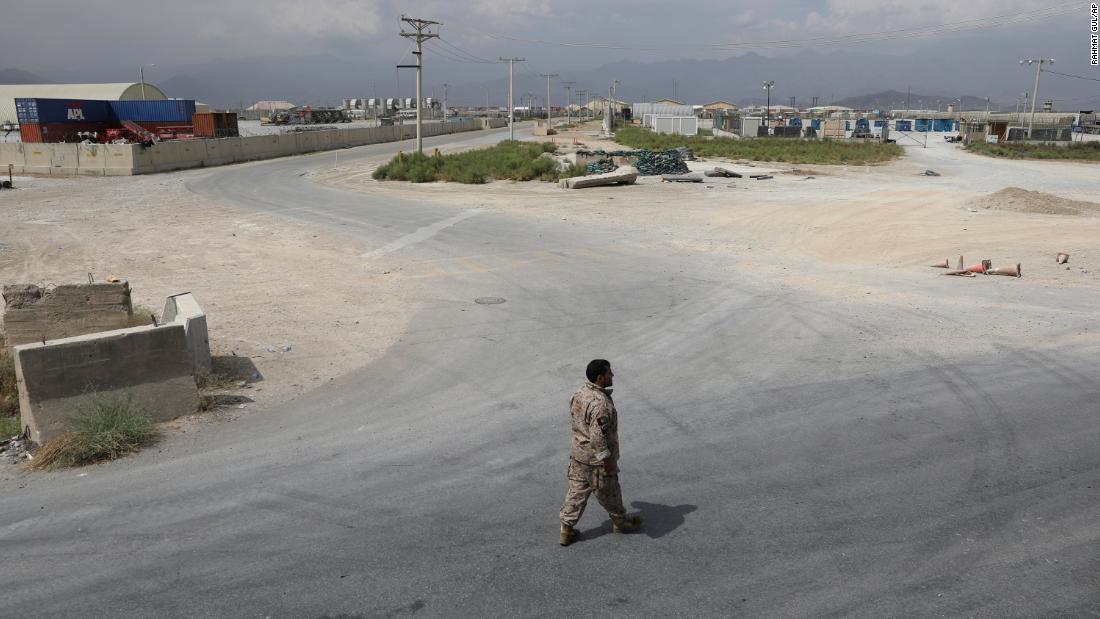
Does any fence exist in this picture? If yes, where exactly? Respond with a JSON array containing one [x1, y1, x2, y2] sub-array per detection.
[[0, 118, 507, 176]]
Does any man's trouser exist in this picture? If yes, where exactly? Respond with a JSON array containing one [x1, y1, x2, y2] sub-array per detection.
[[560, 459, 626, 527]]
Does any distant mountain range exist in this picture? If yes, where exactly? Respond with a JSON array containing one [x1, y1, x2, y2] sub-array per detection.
[[0, 68, 51, 84], [4, 45, 1094, 111], [835, 90, 995, 111]]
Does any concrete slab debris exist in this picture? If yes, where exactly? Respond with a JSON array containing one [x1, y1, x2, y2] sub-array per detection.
[[13, 323, 199, 445], [661, 173, 704, 183], [703, 167, 742, 178], [2, 282, 133, 346], [559, 166, 639, 189]]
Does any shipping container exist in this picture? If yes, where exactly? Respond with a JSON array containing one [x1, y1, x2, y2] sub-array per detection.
[[19, 121, 42, 143], [19, 121, 113, 143], [109, 99, 196, 122], [192, 112, 240, 138], [895, 120, 912, 131], [15, 98, 113, 124]]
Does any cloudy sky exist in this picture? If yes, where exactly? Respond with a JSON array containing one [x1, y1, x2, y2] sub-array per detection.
[[2, 0, 1096, 105]]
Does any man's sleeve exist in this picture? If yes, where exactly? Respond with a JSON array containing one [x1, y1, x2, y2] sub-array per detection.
[[587, 400, 612, 462]]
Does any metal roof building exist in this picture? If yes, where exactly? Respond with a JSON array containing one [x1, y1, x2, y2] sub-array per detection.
[[0, 82, 168, 124]]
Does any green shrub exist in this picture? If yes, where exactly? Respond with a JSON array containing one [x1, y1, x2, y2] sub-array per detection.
[[0, 415, 20, 439], [29, 392, 160, 469], [0, 347, 17, 419], [612, 126, 902, 164], [965, 141, 1100, 161], [374, 141, 576, 183]]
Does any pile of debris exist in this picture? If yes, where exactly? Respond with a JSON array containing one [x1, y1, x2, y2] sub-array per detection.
[[1, 430, 33, 466], [577, 149, 690, 176], [932, 255, 1022, 278]]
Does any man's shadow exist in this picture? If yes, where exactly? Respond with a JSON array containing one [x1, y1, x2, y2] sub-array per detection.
[[581, 501, 697, 541]]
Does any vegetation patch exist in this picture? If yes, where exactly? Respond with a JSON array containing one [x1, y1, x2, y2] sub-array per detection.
[[0, 415, 20, 439], [373, 141, 587, 183], [28, 392, 159, 470], [965, 141, 1100, 161], [1, 346, 18, 420], [613, 126, 902, 164]]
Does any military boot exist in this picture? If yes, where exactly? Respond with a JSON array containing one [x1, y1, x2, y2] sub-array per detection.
[[559, 524, 580, 546], [612, 515, 642, 534]]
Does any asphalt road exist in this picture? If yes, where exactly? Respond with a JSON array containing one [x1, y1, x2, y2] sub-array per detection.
[[3, 127, 1099, 618]]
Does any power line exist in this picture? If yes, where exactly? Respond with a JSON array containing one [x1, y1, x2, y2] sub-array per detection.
[[1043, 69, 1100, 83], [434, 37, 497, 64], [447, 3, 1076, 52]]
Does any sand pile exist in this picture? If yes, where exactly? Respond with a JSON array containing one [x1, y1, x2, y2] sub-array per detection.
[[968, 187, 1100, 216]]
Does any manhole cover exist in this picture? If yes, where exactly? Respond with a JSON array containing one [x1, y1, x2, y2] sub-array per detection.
[[474, 297, 506, 305]]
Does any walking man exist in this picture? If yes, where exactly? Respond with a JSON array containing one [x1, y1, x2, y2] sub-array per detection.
[[560, 359, 642, 546]]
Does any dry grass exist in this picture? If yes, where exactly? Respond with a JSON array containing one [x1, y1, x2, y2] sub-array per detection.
[[27, 392, 159, 470], [129, 304, 158, 327]]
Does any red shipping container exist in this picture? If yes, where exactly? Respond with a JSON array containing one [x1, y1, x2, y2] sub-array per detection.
[[21, 121, 112, 143], [191, 112, 239, 138], [20, 122, 43, 143]]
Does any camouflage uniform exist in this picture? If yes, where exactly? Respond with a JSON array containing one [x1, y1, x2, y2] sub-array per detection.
[[560, 381, 626, 527]]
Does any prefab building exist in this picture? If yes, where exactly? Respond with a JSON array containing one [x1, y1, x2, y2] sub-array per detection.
[[653, 116, 698, 136]]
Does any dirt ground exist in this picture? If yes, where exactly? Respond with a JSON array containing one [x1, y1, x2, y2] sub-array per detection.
[[313, 122, 1100, 295], [0, 173, 412, 423], [2, 123, 1097, 431]]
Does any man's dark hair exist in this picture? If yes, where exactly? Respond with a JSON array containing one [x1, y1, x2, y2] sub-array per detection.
[[586, 359, 611, 382]]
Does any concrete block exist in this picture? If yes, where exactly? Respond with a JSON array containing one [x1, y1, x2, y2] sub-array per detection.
[[47, 144, 79, 175], [559, 165, 639, 189], [3, 282, 133, 347], [23, 145, 52, 175], [162, 292, 211, 373], [77, 143, 107, 176], [13, 324, 199, 444], [0, 143, 25, 174]]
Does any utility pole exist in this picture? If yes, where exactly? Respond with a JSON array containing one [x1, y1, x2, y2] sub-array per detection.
[[1020, 56, 1054, 139], [499, 57, 524, 140], [398, 15, 440, 154], [139, 64, 155, 100], [906, 86, 911, 114], [540, 73, 558, 124], [763, 80, 775, 132], [442, 83, 448, 122], [561, 80, 574, 126]]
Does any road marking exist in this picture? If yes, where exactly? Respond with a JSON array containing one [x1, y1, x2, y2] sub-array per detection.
[[361, 208, 483, 259]]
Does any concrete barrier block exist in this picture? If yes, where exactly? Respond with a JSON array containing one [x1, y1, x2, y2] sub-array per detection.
[[102, 144, 137, 176], [3, 282, 133, 346], [203, 137, 242, 166], [48, 144, 79, 175], [13, 323, 199, 444], [77, 143, 107, 176], [23, 145, 52, 175], [161, 292, 211, 373], [0, 143, 25, 174]]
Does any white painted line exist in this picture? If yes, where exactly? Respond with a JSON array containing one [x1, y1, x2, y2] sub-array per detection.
[[361, 208, 483, 259]]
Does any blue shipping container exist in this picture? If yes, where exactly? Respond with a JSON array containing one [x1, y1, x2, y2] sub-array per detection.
[[15, 98, 113, 124], [895, 120, 912, 131], [788, 117, 802, 127], [109, 99, 196, 122]]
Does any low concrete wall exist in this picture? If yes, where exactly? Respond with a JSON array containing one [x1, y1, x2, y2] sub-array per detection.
[[13, 323, 199, 444], [3, 282, 133, 347], [0, 119, 501, 176], [162, 292, 211, 373]]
